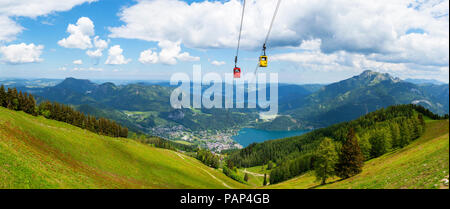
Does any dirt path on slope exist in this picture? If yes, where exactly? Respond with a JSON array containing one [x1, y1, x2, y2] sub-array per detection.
[[173, 151, 233, 189], [243, 169, 267, 177]]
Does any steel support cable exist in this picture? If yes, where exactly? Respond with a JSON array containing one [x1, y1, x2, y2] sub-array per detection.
[[235, 0, 246, 67], [253, 0, 282, 75], [264, 0, 282, 46]]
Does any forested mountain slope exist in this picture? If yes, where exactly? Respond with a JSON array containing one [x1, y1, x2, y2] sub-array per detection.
[[268, 119, 449, 189], [228, 104, 445, 169]]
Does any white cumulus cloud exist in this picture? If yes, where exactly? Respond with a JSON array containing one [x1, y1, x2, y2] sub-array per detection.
[[109, 0, 246, 49], [177, 52, 200, 62], [0, 0, 96, 42], [72, 67, 103, 71], [138, 41, 199, 65], [139, 49, 159, 64], [58, 17, 95, 49], [0, 43, 44, 64], [211, 60, 226, 66], [0, 16, 23, 42], [73, 59, 83, 65], [0, 0, 97, 18], [272, 39, 345, 67], [109, 0, 449, 71], [86, 36, 108, 58], [158, 40, 199, 65], [105, 45, 131, 65]]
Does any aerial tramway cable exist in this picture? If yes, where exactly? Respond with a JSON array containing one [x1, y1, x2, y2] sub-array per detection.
[[264, 0, 282, 47], [234, 0, 246, 68], [233, 0, 247, 78], [253, 0, 282, 74], [233, 0, 282, 78]]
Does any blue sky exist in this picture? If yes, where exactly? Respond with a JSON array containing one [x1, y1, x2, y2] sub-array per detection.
[[0, 0, 448, 83]]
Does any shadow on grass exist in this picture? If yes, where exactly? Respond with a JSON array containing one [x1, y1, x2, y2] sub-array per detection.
[[308, 178, 346, 189]]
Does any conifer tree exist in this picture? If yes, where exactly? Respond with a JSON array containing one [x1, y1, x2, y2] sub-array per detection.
[[358, 132, 372, 160], [418, 114, 425, 126], [263, 173, 267, 186], [399, 121, 412, 147], [18, 91, 25, 111], [0, 85, 5, 107], [267, 161, 273, 170], [12, 88, 19, 110], [244, 173, 249, 182], [370, 127, 392, 157], [336, 128, 364, 179], [390, 123, 401, 148], [30, 94, 36, 115], [6, 88, 14, 109], [227, 159, 235, 170]]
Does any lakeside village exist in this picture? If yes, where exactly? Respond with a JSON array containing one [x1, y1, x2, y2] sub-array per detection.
[[150, 125, 243, 152], [147, 114, 283, 152]]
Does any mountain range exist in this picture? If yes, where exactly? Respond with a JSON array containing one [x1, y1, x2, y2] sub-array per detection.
[[260, 70, 449, 130], [404, 78, 446, 85], [1, 70, 448, 134], [33, 78, 255, 134]]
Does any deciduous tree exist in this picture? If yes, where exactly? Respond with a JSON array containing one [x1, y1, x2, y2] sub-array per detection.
[[314, 137, 338, 185]]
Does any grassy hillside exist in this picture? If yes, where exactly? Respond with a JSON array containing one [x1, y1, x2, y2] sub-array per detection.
[[268, 120, 449, 189], [1, 105, 447, 189], [0, 107, 247, 189]]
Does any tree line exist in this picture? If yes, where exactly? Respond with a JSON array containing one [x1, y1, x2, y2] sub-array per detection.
[[132, 133, 197, 152], [194, 148, 249, 184], [413, 105, 449, 120], [196, 149, 220, 168], [0, 85, 128, 138], [0, 85, 37, 115], [222, 166, 246, 184]]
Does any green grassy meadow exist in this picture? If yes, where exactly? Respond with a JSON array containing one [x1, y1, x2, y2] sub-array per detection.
[[236, 165, 272, 187], [0, 107, 247, 189]]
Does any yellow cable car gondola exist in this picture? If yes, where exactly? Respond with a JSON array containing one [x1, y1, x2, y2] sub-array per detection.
[[259, 43, 268, 67], [259, 55, 267, 67]]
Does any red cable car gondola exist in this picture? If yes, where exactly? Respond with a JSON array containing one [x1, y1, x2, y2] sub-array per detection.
[[233, 67, 241, 78]]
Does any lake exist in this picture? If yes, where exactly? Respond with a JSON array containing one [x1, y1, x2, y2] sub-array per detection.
[[232, 128, 310, 147]]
